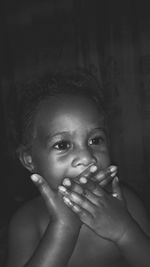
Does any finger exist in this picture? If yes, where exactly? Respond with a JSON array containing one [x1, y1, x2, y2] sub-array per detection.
[[92, 185, 106, 197], [58, 185, 84, 200], [61, 163, 98, 191], [63, 197, 81, 214], [61, 164, 98, 191], [59, 184, 100, 206], [81, 188, 100, 206], [61, 176, 105, 200], [92, 165, 117, 183], [63, 196, 93, 223], [112, 176, 124, 202], [73, 163, 98, 184], [82, 180, 97, 192], [62, 176, 88, 188], [61, 177, 100, 197], [62, 178, 72, 187], [62, 178, 84, 194], [99, 175, 113, 187], [30, 174, 55, 208], [85, 180, 104, 197], [63, 191, 96, 215]]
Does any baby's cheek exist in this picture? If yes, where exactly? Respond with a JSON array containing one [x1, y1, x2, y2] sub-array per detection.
[[97, 150, 111, 169], [47, 169, 66, 188], [35, 163, 65, 190]]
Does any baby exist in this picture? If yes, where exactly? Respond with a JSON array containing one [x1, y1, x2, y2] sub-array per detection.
[[6, 69, 150, 267]]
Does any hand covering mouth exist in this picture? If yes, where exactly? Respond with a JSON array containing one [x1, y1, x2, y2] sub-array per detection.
[[73, 163, 98, 184]]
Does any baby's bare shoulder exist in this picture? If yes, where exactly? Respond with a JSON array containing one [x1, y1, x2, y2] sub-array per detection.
[[8, 197, 42, 242], [6, 197, 48, 267], [10, 197, 42, 226], [10, 196, 49, 236]]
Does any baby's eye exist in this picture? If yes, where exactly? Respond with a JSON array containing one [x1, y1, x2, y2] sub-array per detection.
[[53, 140, 71, 151], [88, 136, 105, 146]]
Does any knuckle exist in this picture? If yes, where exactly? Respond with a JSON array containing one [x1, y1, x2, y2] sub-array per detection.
[[72, 205, 81, 213], [97, 187, 103, 196], [80, 211, 88, 222], [92, 209, 97, 218], [38, 180, 46, 191], [82, 188, 89, 197], [74, 184, 83, 194], [70, 192, 81, 204], [96, 172, 105, 181], [41, 184, 49, 194], [97, 198, 102, 206], [40, 183, 50, 196]]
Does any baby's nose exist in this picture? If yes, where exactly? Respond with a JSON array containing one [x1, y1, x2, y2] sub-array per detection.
[[72, 147, 96, 167]]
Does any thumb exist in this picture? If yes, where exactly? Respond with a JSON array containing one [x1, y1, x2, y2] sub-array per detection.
[[112, 176, 124, 202], [30, 174, 56, 210]]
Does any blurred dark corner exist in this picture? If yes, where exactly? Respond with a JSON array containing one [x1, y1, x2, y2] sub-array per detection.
[[0, 0, 150, 229]]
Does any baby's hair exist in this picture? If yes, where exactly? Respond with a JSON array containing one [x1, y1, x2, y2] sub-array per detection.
[[7, 68, 107, 158]]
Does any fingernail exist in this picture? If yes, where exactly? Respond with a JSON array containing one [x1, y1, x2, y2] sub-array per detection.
[[108, 165, 118, 173], [62, 178, 71, 187], [97, 171, 105, 180], [114, 176, 119, 182], [112, 192, 119, 198], [110, 171, 117, 177], [90, 165, 98, 173], [30, 174, 41, 182], [58, 185, 67, 194], [79, 176, 87, 184]]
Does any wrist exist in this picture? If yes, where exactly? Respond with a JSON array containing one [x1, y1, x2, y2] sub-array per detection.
[[115, 217, 143, 248], [49, 217, 81, 235]]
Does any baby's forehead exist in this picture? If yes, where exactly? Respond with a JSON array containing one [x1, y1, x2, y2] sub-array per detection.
[[34, 94, 106, 133], [28, 91, 107, 146], [36, 93, 104, 116]]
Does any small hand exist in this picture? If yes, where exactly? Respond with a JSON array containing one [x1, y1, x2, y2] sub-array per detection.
[[74, 164, 117, 186], [90, 165, 118, 187], [30, 174, 81, 230], [60, 164, 118, 197], [59, 176, 132, 243]]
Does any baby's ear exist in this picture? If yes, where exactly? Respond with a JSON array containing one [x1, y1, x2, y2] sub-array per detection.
[[17, 145, 35, 173]]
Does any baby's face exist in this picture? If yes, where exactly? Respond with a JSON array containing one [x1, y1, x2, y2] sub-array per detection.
[[30, 94, 110, 189]]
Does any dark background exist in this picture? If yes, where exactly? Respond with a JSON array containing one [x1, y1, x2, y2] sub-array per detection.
[[1, 0, 150, 232]]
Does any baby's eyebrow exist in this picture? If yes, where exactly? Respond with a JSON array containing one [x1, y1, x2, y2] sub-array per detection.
[[46, 131, 69, 141], [90, 127, 106, 133]]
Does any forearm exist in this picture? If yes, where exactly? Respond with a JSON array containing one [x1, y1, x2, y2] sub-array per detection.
[[24, 222, 80, 267], [116, 219, 150, 267]]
